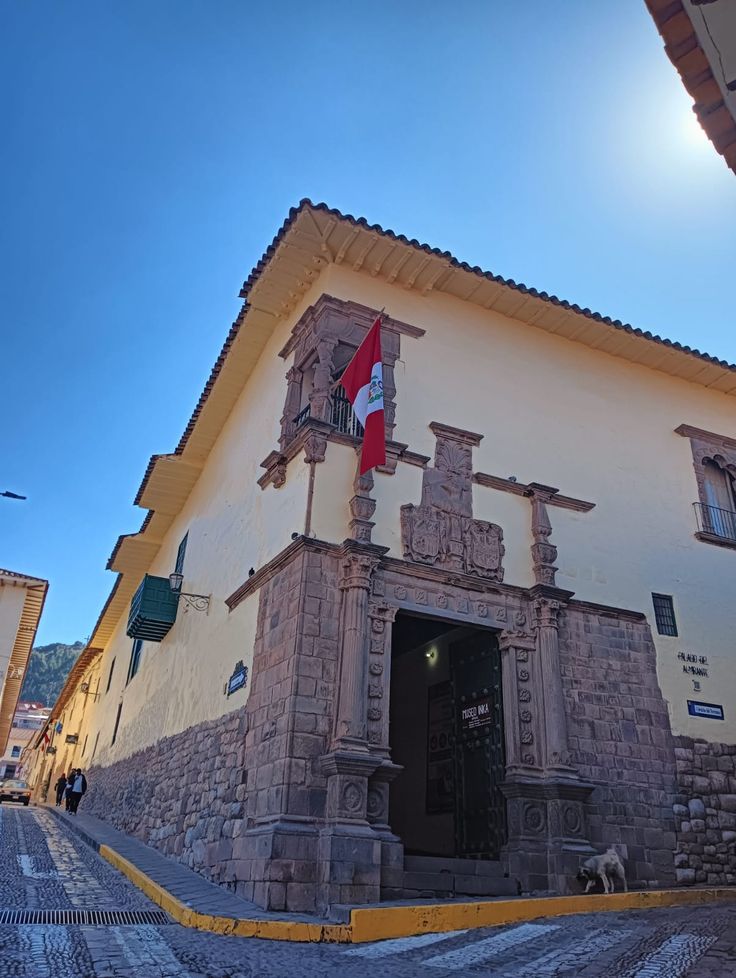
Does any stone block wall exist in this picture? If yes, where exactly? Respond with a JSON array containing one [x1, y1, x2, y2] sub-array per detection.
[[84, 705, 247, 889], [672, 736, 736, 886], [227, 545, 344, 911], [83, 545, 356, 913], [559, 606, 678, 887]]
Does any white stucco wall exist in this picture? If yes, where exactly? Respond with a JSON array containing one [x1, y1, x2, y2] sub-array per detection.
[[83, 283, 325, 765], [70, 256, 736, 764], [310, 264, 736, 742]]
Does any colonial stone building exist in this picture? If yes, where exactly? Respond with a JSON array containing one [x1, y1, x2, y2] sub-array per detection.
[[27, 201, 736, 911]]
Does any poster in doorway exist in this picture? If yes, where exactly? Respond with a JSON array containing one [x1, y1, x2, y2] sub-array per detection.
[[426, 681, 454, 814]]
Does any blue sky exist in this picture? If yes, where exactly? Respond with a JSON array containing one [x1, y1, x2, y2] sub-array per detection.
[[1, 1, 735, 645]]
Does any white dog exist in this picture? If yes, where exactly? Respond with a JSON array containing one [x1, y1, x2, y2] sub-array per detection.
[[576, 848, 628, 894]]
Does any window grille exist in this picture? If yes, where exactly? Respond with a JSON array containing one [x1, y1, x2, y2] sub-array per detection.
[[652, 593, 678, 637]]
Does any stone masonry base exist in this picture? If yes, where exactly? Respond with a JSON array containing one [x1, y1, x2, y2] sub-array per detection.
[[673, 736, 736, 886]]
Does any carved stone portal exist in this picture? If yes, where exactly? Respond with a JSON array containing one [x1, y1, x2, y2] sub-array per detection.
[[401, 422, 504, 580]]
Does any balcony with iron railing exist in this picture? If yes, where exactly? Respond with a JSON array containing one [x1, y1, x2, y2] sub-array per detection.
[[294, 390, 364, 439], [694, 502, 736, 546]]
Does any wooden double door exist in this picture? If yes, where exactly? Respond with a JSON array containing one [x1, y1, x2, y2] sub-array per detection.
[[449, 631, 506, 858]]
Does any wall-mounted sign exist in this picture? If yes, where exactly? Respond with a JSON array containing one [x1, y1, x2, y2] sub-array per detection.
[[55, 722, 63, 734], [226, 661, 248, 697], [678, 652, 709, 677], [64, 734, 79, 745], [460, 696, 492, 732], [45, 746, 56, 755], [688, 700, 724, 721]]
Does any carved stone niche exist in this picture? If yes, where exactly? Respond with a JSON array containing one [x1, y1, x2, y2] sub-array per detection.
[[258, 295, 426, 490], [401, 422, 504, 581]]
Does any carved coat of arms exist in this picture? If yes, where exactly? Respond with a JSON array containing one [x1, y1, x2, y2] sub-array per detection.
[[401, 505, 440, 563], [465, 518, 504, 579], [400, 425, 505, 582]]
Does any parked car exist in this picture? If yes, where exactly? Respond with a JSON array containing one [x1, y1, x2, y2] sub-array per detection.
[[0, 779, 31, 805]]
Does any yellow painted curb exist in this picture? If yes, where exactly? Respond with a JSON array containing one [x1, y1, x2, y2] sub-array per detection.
[[98, 844, 351, 943], [97, 841, 736, 944], [349, 887, 736, 943]]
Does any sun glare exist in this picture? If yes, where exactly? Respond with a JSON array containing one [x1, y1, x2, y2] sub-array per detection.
[[684, 108, 711, 149]]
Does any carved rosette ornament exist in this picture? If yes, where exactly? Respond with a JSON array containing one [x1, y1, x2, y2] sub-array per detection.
[[498, 629, 539, 774], [366, 602, 397, 752], [401, 422, 504, 581]]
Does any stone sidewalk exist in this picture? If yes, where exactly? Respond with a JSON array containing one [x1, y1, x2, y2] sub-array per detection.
[[45, 805, 322, 924]]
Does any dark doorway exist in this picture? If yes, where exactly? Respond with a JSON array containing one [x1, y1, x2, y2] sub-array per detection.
[[389, 612, 506, 859]]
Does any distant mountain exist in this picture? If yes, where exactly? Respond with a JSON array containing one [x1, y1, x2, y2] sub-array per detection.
[[20, 642, 84, 708]]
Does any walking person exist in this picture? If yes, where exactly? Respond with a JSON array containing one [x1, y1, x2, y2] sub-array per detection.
[[54, 772, 67, 807], [69, 769, 87, 815], [64, 771, 75, 812]]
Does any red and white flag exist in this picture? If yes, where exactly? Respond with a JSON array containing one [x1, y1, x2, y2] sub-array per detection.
[[340, 315, 386, 474]]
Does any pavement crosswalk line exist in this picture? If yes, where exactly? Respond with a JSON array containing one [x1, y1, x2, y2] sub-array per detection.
[[502, 927, 634, 976], [424, 922, 560, 969], [108, 925, 197, 978], [344, 930, 468, 958], [18, 925, 75, 978], [623, 933, 717, 978], [17, 853, 58, 880]]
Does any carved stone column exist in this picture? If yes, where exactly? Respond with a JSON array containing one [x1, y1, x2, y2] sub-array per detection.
[[532, 592, 575, 776], [316, 543, 387, 911], [500, 593, 595, 894], [332, 549, 381, 751], [309, 336, 338, 422], [279, 365, 303, 451]]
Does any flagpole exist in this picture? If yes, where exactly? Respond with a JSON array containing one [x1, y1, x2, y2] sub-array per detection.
[[329, 308, 385, 393]]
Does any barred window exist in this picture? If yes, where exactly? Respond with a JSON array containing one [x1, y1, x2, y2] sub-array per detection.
[[652, 593, 678, 637]]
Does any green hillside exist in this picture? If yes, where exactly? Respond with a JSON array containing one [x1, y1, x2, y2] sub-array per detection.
[[20, 642, 84, 708]]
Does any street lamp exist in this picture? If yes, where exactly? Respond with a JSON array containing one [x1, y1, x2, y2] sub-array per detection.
[[168, 573, 210, 613]]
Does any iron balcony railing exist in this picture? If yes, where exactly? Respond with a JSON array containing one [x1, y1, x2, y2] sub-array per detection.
[[294, 405, 311, 429], [694, 502, 736, 542], [293, 391, 364, 438], [331, 391, 364, 438]]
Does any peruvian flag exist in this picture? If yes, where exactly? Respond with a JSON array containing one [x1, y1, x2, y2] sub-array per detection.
[[340, 315, 386, 474], [41, 730, 50, 753]]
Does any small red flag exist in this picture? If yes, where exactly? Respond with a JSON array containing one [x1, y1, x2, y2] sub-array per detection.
[[340, 316, 386, 474]]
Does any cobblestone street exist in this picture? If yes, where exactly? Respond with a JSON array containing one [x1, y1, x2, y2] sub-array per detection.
[[0, 806, 734, 977]]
